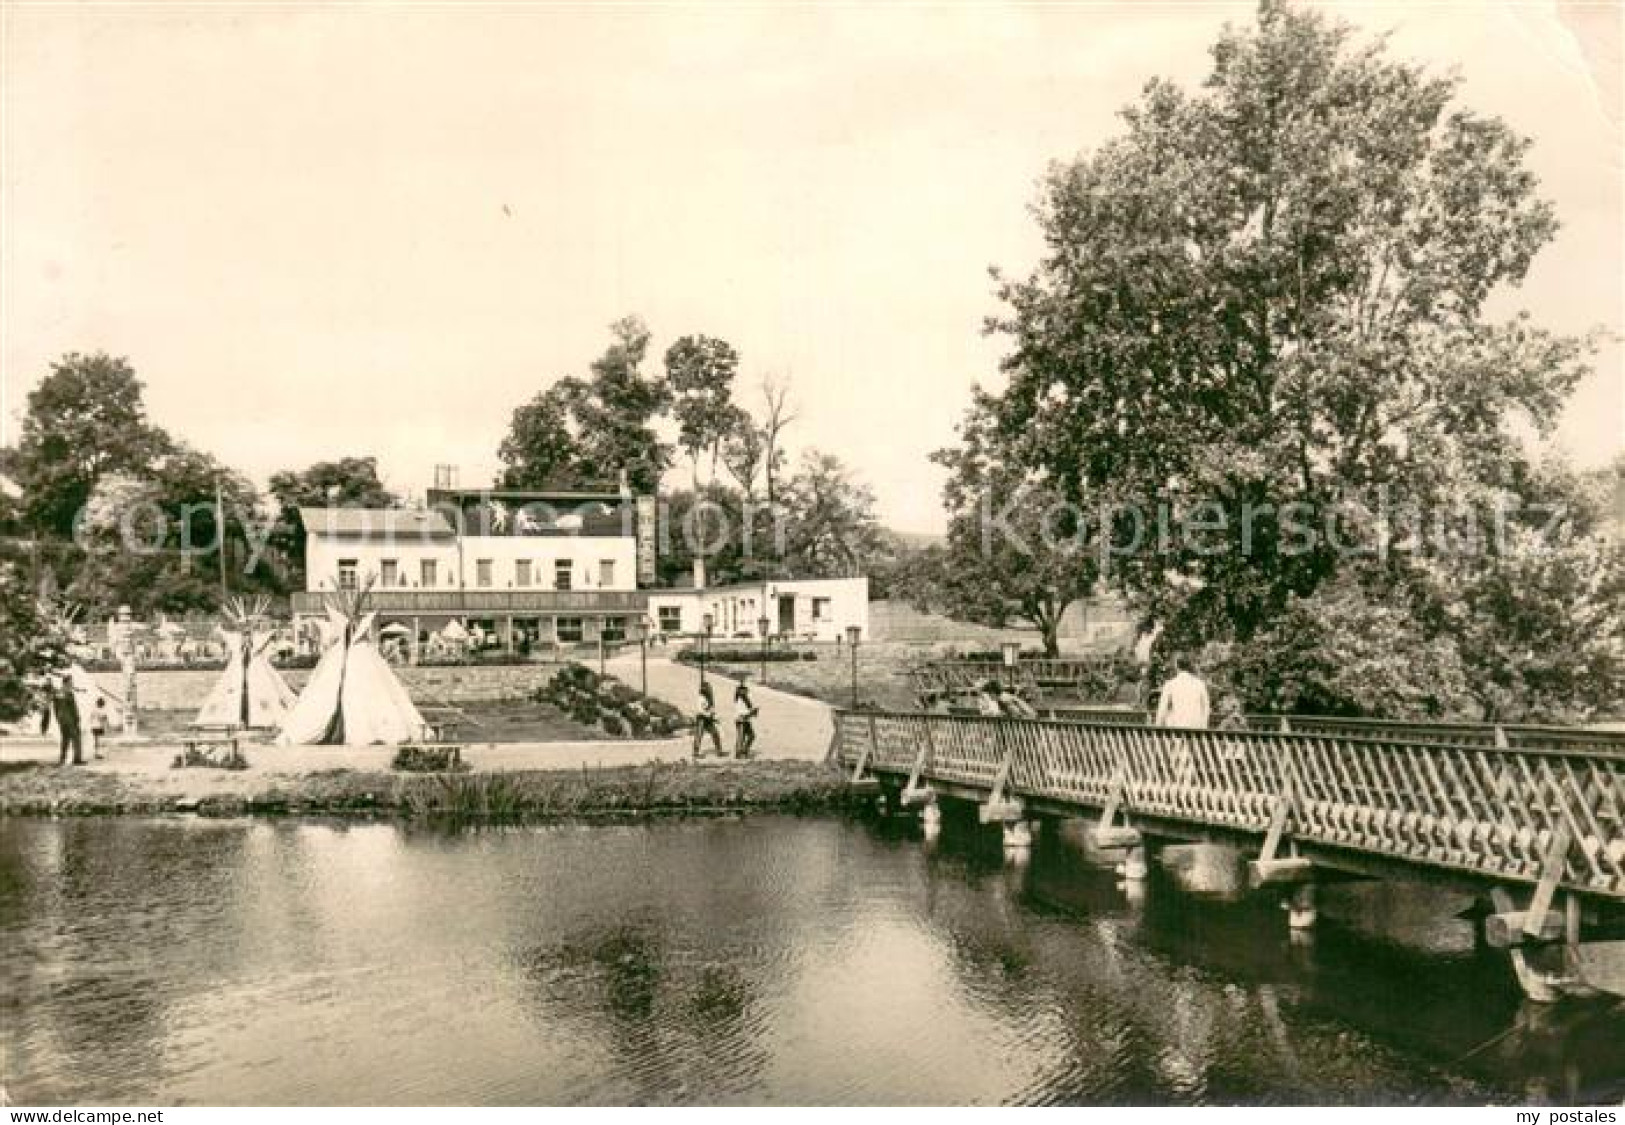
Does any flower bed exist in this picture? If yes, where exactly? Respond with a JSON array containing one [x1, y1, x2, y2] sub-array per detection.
[[537, 664, 690, 739]]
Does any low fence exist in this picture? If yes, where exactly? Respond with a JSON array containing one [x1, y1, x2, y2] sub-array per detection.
[[909, 659, 1134, 702], [831, 709, 1625, 900]]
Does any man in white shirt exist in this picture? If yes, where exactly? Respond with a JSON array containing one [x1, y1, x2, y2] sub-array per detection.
[[1155, 655, 1211, 729]]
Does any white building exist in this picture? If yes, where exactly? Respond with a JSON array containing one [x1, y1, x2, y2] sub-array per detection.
[[296, 479, 872, 656], [295, 484, 649, 652], [646, 575, 869, 643]]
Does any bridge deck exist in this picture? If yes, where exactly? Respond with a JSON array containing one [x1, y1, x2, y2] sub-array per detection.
[[832, 710, 1625, 902]]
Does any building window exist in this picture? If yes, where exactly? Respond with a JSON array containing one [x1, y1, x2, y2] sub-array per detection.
[[515, 559, 532, 587], [599, 560, 615, 587], [658, 606, 682, 633], [602, 617, 626, 643], [476, 559, 493, 588], [812, 597, 831, 621], [420, 559, 437, 588], [338, 559, 358, 591], [556, 617, 584, 643], [380, 559, 399, 588], [554, 560, 573, 591]]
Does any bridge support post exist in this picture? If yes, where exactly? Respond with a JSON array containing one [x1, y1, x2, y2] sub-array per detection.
[[1122, 844, 1149, 881], [921, 801, 942, 831], [1286, 883, 1317, 930], [1002, 820, 1034, 851]]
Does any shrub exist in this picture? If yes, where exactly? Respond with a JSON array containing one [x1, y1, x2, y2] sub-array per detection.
[[537, 662, 688, 738]]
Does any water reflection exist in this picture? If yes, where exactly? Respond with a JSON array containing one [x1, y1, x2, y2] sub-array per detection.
[[2, 814, 1621, 1105]]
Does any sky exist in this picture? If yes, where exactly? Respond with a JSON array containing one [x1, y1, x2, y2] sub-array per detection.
[[2, 0, 1620, 534]]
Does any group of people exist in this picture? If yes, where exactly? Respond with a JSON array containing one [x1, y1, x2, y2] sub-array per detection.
[[922, 655, 1238, 731], [692, 678, 760, 760], [35, 672, 113, 767]]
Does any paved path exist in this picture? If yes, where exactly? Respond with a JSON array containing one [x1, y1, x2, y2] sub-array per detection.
[[605, 653, 833, 760], [0, 654, 835, 783], [0, 731, 702, 782]]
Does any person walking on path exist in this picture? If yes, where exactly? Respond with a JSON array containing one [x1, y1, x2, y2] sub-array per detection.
[[41, 673, 85, 766], [1155, 655, 1211, 729], [733, 680, 760, 759], [692, 680, 724, 759]]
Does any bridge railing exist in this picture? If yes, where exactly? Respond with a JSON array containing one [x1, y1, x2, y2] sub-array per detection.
[[833, 710, 1625, 900], [1019, 706, 1625, 754]]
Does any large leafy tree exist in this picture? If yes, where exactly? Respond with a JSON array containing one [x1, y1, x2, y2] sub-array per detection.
[[71, 444, 267, 615], [0, 558, 49, 721], [497, 389, 582, 489], [570, 316, 672, 492], [1410, 460, 1625, 722], [929, 391, 1099, 656], [266, 456, 399, 592], [985, 0, 1589, 686], [495, 317, 672, 493], [664, 334, 742, 490], [780, 450, 883, 579], [1203, 576, 1474, 718], [1, 352, 170, 539], [655, 484, 785, 588]]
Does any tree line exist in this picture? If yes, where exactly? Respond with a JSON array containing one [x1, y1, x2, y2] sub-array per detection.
[[0, 325, 890, 632]]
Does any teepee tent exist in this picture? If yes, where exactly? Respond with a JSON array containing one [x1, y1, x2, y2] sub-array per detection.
[[277, 586, 425, 745], [37, 599, 126, 728], [196, 597, 297, 730]]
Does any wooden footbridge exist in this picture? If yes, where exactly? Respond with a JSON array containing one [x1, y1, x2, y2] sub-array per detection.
[[831, 708, 1625, 1000]]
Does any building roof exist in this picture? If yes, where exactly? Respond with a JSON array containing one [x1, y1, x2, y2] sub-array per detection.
[[298, 507, 456, 538]]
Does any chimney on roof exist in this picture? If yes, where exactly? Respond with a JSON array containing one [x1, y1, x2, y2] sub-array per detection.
[[693, 557, 707, 590], [617, 469, 631, 497]]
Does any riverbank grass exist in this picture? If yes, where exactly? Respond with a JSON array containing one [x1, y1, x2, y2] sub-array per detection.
[[0, 757, 855, 819]]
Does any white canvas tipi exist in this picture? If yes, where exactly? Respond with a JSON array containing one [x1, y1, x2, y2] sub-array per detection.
[[196, 597, 296, 730], [277, 590, 425, 746], [36, 598, 125, 728]]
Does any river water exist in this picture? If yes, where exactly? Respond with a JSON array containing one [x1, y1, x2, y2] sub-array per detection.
[[3, 812, 1621, 1105]]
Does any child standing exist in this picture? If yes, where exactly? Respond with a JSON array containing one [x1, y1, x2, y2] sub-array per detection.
[[90, 697, 110, 759]]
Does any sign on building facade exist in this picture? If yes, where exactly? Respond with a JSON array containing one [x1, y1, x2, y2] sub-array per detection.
[[636, 495, 658, 585]]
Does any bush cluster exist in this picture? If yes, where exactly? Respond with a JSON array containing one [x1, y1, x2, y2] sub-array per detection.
[[538, 663, 689, 738]]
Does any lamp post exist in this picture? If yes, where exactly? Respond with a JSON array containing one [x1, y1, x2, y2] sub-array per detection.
[[700, 612, 714, 689], [629, 616, 649, 698], [757, 615, 771, 688], [846, 624, 862, 710]]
